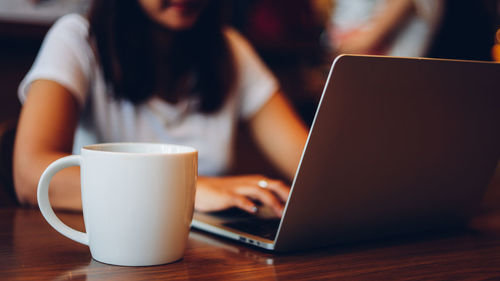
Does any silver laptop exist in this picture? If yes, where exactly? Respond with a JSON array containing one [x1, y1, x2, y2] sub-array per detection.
[[192, 55, 500, 252]]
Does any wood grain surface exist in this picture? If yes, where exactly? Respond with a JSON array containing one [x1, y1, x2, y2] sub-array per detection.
[[1, 207, 500, 280]]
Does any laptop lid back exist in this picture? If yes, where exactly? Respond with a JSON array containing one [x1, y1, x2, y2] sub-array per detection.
[[274, 55, 500, 252]]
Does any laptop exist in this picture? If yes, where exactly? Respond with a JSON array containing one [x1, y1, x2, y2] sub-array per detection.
[[191, 55, 500, 252]]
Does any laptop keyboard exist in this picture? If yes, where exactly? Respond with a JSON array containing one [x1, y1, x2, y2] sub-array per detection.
[[223, 218, 280, 240]]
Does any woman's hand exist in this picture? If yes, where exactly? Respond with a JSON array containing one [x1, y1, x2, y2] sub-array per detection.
[[195, 175, 290, 217]]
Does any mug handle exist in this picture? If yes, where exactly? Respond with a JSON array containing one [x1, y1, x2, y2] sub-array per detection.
[[37, 155, 89, 246]]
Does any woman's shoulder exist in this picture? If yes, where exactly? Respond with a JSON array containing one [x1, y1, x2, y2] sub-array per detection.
[[48, 13, 89, 39], [223, 26, 245, 42], [222, 26, 265, 67], [222, 27, 255, 53], [20, 13, 96, 108], [42, 13, 94, 63]]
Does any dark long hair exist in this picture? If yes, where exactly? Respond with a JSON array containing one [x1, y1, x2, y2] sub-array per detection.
[[87, 0, 234, 113]]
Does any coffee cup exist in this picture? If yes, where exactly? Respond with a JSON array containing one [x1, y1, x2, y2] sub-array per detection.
[[37, 143, 198, 266]]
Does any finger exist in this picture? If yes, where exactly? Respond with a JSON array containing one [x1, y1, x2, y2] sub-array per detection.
[[231, 194, 259, 214], [236, 186, 284, 217], [266, 180, 291, 203]]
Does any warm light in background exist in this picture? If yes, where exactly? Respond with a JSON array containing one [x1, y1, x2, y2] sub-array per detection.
[[492, 29, 500, 61]]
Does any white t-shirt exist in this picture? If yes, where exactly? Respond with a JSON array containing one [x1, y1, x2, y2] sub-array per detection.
[[19, 14, 279, 176], [330, 0, 444, 57]]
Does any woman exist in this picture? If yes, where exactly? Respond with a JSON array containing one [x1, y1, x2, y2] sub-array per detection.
[[13, 0, 308, 217]]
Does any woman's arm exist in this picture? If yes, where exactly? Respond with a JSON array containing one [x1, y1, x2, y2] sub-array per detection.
[[249, 91, 309, 181], [13, 79, 82, 211], [193, 91, 307, 217]]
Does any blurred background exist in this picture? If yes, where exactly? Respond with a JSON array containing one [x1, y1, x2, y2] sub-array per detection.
[[0, 0, 500, 206]]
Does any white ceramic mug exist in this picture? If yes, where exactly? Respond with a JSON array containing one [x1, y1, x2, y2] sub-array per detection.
[[37, 143, 198, 266]]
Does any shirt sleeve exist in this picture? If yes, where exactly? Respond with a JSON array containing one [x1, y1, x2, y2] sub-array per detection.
[[18, 13, 93, 108], [225, 28, 280, 120]]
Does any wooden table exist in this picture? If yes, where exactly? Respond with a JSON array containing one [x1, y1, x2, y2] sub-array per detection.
[[2, 207, 500, 280]]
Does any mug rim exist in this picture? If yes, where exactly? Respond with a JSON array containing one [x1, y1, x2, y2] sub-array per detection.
[[81, 142, 197, 155]]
